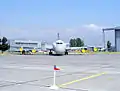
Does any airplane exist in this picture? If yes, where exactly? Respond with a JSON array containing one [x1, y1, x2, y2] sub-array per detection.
[[46, 33, 69, 55]]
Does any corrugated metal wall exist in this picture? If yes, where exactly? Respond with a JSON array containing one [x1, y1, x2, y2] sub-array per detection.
[[115, 29, 120, 52]]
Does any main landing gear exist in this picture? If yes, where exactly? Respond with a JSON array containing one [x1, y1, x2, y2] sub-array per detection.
[[49, 50, 53, 55]]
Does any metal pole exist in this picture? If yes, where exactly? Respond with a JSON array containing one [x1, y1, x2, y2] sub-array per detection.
[[53, 70, 56, 86], [115, 30, 116, 52], [49, 69, 59, 90], [103, 29, 105, 48]]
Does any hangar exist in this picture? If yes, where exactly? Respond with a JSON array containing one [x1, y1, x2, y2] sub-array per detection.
[[103, 26, 120, 52]]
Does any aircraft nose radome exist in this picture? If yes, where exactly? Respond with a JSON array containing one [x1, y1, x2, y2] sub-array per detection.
[[56, 48, 65, 52], [55, 46, 65, 53]]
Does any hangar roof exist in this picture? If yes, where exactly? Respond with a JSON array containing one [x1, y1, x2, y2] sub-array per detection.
[[103, 26, 120, 31]]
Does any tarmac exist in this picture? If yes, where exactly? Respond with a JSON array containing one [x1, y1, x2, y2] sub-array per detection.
[[0, 54, 120, 91]]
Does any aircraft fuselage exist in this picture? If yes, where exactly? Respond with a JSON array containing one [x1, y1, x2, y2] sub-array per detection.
[[53, 42, 66, 55]]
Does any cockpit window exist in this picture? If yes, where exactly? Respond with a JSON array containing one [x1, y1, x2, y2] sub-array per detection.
[[56, 42, 63, 44]]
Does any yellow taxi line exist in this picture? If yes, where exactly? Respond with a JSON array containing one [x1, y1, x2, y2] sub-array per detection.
[[58, 72, 106, 88]]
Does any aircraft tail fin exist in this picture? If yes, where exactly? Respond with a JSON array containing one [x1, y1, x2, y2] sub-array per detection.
[[57, 33, 60, 40]]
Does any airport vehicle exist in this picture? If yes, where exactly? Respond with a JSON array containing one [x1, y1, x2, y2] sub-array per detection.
[[46, 33, 69, 55]]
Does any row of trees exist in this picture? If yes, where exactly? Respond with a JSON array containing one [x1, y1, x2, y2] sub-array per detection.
[[69, 38, 112, 51], [0, 37, 10, 53], [69, 38, 84, 47]]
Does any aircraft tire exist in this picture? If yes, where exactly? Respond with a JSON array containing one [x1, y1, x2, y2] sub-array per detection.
[[49, 52, 52, 55], [22, 50, 25, 55], [65, 51, 68, 55]]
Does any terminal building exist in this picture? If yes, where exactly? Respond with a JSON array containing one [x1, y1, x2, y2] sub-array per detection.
[[9, 39, 45, 52]]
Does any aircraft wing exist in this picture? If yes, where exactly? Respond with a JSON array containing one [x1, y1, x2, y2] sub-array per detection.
[[45, 44, 54, 51], [64, 43, 71, 51], [65, 47, 72, 51]]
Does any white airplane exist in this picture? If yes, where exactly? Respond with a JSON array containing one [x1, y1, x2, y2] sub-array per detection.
[[47, 33, 69, 55]]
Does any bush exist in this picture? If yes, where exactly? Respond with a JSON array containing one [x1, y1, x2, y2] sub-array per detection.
[[0, 37, 10, 53]]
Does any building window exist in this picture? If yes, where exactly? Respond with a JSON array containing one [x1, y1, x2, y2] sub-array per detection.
[[15, 42, 38, 45]]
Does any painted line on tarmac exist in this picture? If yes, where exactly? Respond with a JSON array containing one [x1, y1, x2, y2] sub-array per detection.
[[58, 72, 106, 88]]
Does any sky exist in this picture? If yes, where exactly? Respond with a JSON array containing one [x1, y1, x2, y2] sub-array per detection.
[[0, 0, 120, 46]]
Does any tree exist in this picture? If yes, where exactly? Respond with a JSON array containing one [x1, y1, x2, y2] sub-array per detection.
[[80, 40, 84, 47], [69, 38, 84, 47], [0, 37, 10, 53], [73, 38, 77, 47], [69, 39, 74, 47], [76, 38, 84, 47], [0, 38, 1, 43], [2, 37, 8, 45], [76, 38, 81, 47], [107, 40, 111, 52]]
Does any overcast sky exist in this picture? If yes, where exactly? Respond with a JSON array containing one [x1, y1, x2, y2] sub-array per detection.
[[0, 0, 119, 46]]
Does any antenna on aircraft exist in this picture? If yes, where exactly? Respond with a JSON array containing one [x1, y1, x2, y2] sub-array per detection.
[[57, 33, 60, 40]]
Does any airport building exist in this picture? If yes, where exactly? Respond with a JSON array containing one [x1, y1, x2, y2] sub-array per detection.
[[9, 39, 45, 52], [103, 26, 120, 52], [8, 39, 71, 52]]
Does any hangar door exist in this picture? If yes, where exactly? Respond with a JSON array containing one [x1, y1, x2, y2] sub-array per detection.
[[115, 30, 120, 52]]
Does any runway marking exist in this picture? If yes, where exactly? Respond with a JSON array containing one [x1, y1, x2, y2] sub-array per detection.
[[58, 72, 106, 88]]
